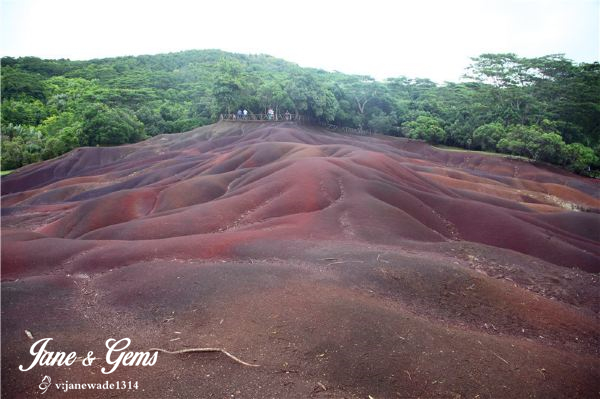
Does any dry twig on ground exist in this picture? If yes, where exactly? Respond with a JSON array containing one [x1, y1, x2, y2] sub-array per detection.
[[149, 347, 260, 367]]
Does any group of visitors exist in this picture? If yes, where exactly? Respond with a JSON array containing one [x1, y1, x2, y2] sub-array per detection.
[[232, 108, 294, 121], [236, 109, 249, 119], [266, 109, 293, 120]]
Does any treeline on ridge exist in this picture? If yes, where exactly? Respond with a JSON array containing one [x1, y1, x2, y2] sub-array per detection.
[[1, 50, 598, 175]]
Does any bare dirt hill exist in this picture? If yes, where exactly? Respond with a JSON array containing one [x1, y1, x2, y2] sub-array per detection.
[[2, 121, 599, 398]]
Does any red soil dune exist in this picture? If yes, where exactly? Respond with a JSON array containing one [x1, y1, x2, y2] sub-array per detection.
[[1, 122, 599, 398]]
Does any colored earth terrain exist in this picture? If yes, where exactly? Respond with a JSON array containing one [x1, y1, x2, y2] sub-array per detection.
[[2, 121, 599, 398]]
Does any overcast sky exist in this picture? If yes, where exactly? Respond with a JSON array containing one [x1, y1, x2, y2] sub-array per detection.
[[1, 0, 598, 82]]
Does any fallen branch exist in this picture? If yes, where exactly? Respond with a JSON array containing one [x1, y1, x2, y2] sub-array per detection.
[[327, 260, 364, 266], [149, 347, 260, 367], [491, 351, 509, 365]]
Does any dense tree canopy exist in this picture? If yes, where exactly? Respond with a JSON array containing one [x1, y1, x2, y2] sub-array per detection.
[[1, 50, 598, 175]]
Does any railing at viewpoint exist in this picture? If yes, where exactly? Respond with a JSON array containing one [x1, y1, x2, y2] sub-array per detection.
[[219, 113, 374, 136], [220, 113, 303, 122]]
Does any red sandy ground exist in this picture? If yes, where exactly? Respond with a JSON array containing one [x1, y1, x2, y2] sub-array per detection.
[[1, 121, 599, 398]]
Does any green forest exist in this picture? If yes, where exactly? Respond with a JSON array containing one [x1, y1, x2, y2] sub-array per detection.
[[1, 50, 599, 175]]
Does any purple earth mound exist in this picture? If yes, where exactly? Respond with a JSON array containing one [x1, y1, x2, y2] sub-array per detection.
[[2, 121, 599, 398]]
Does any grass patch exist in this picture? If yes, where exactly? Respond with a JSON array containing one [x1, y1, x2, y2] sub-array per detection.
[[433, 145, 530, 161], [1, 170, 14, 176]]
